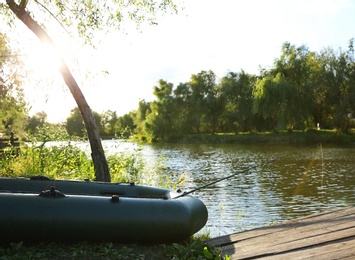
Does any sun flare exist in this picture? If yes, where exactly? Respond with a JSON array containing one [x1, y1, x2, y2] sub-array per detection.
[[25, 41, 62, 78]]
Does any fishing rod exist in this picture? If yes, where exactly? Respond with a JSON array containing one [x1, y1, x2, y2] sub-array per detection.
[[175, 143, 322, 198]]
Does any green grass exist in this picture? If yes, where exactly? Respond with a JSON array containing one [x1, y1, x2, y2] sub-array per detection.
[[0, 238, 227, 260]]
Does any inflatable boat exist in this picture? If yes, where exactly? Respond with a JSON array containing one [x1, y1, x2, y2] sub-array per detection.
[[0, 177, 208, 243]]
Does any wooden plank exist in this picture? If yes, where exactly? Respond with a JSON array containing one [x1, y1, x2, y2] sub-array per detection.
[[261, 239, 355, 260], [225, 226, 355, 259], [206, 207, 355, 259], [207, 207, 353, 247], [229, 213, 355, 250], [226, 219, 355, 258]]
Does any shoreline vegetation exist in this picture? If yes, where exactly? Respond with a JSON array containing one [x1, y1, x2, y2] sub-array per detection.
[[124, 129, 355, 146], [167, 130, 355, 145]]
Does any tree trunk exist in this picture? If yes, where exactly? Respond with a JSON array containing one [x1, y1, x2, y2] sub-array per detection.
[[7, 0, 111, 182]]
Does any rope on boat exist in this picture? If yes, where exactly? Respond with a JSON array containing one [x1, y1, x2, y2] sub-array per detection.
[[175, 143, 323, 199]]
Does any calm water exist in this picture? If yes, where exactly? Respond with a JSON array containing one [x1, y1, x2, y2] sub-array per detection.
[[76, 140, 355, 238]]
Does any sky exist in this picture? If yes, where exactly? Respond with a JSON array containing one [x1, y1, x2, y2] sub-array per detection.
[[7, 0, 355, 123]]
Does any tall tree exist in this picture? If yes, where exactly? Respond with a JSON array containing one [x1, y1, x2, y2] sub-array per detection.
[[3, 0, 178, 181], [115, 112, 135, 139], [134, 99, 151, 141], [172, 82, 194, 134], [319, 39, 355, 132], [220, 71, 255, 132], [144, 80, 174, 141], [204, 81, 225, 134], [273, 42, 316, 128], [66, 107, 85, 137], [253, 73, 299, 131], [26, 111, 47, 134], [101, 110, 119, 137], [189, 70, 216, 133], [0, 32, 27, 135]]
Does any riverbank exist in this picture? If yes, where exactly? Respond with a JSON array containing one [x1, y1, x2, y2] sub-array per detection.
[[164, 129, 355, 145]]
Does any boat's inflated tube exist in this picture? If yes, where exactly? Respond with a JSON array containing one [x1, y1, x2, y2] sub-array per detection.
[[0, 177, 208, 243]]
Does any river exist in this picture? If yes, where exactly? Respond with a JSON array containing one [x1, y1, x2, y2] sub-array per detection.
[[72, 140, 355, 238]]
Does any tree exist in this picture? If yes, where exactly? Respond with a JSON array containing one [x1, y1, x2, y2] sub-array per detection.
[[3, 0, 178, 182], [219, 71, 255, 133], [319, 39, 355, 132], [272, 42, 317, 128], [204, 82, 225, 134], [306, 52, 327, 128], [115, 112, 135, 139], [189, 70, 216, 133], [0, 32, 27, 136], [134, 99, 151, 141], [66, 107, 85, 137], [101, 110, 118, 137], [26, 111, 47, 134], [253, 73, 299, 131], [172, 82, 194, 134], [144, 80, 174, 141]]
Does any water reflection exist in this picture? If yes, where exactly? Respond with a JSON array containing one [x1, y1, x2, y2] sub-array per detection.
[[74, 140, 355, 238]]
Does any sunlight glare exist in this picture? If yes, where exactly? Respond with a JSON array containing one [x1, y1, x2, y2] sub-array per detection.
[[26, 41, 62, 78]]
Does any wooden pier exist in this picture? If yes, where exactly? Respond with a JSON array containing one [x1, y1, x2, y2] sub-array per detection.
[[206, 207, 355, 259]]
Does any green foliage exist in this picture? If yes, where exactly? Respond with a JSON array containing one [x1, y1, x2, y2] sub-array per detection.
[[65, 107, 86, 137], [0, 128, 94, 180], [172, 82, 195, 134], [107, 150, 186, 189], [107, 151, 143, 183], [0, 32, 28, 136], [161, 131, 355, 145], [2, 125, 83, 177], [0, 141, 176, 186], [144, 80, 175, 141], [3, 31, 355, 142], [166, 236, 228, 260], [114, 112, 135, 138], [3, 0, 178, 46], [3, 33, 353, 141], [189, 70, 217, 133], [0, 125, 189, 187], [99, 110, 135, 138], [253, 73, 300, 130], [25, 112, 48, 134], [129, 40, 355, 139], [319, 39, 355, 133], [24, 39, 352, 141], [220, 71, 255, 133]]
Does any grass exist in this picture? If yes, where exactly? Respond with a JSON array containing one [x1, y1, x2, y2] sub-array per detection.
[[0, 237, 226, 260], [0, 137, 228, 260]]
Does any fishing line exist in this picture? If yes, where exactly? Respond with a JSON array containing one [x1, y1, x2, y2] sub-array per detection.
[[175, 143, 323, 198]]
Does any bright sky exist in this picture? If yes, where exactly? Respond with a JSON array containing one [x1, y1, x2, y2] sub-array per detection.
[[9, 0, 355, 123]]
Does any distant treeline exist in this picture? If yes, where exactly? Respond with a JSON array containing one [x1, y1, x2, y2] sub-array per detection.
[[114, 40, 354, 141], [5, 40, 355, 142]]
